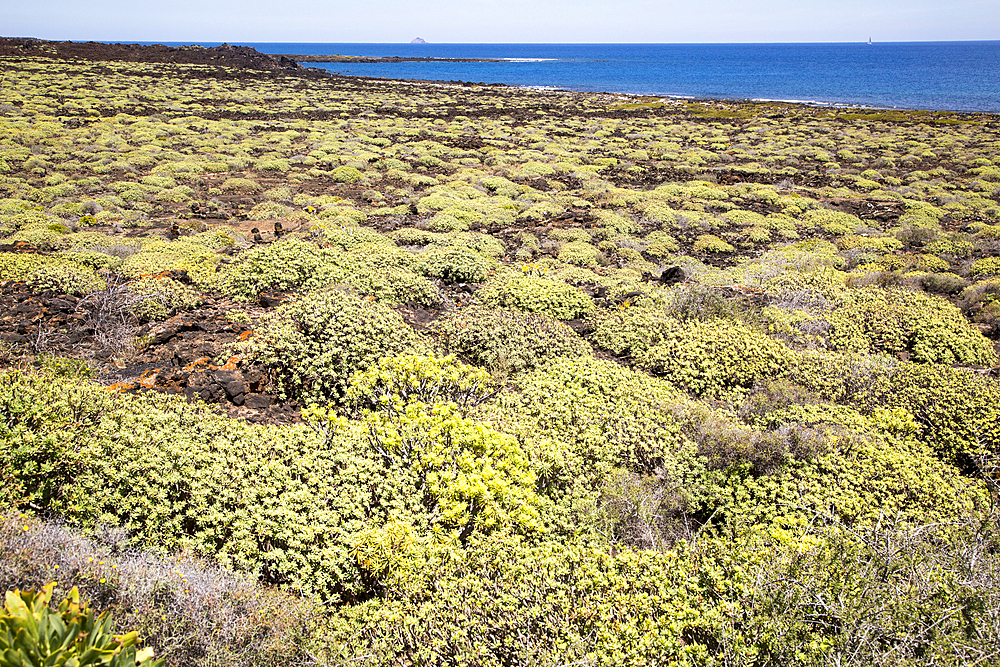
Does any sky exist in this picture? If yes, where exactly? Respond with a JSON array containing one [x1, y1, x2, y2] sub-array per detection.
[[5, 0, 999, 43]]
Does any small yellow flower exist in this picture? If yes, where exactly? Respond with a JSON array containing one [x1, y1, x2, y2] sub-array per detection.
[[100, 578, 106, 583], [53, 565, 58, 570]]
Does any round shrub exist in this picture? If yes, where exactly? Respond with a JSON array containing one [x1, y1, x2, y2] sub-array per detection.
[[591, 303, 792, 401], [56, 249, 123, 272], [0, 252, 47, 282], [221, 177, 262, 193], [356, 402, 542, 536], [416, 245, 493, 284], [190, 228, 238, 250], [970, 257, 1000, 279], [347, 242, 418, 271], [337, 243, 439, 306], [154, 186, 195, 203], [557, 241, 601, 268], [118, 239, 220, 283], [390, 227, 440, 247], [264, 186, 294, 202], [480, 176, 520, 198], [925, 233, 975, 258], [637, 318, 793, 400], [644, 231, 681, 258], [128, 276, 202, 321], [499, 356, 700, 484], [827, 287, 997, 366], [220, 238, 352, 301], [693, 234, 735, 254], [345, 353, 497, 415], [342, 265, 440, 306], [911, 253, 951, 272], [254, 158, 290, 172], [920, 272, 969, 295], [8, 225, 69, 251], [318, 207, 368, 226], [427, 210, 472, 233], [237, 289, 422, 404], [446, 232, 506, 259], [865, 362, 1000, 466], [331, 166, 364, 183], [318, 224, 388, 252], [477, 276, 594, 320], [588, 307, 679, 358], [26, 261, 105, 296], [247, 201, 291, 220], [802, 208, 863, 235], [723, 405, 980, 528], [327, 536, 718, 667], [434, 305, 592, 375]]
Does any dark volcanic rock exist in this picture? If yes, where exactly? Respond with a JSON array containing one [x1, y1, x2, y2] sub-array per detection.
[[258, 291, 287, 308], [49, 299, 75, 312], [659, 266, 687, 286], [0, 38, 303, 72], [244, 393, 272, 410]]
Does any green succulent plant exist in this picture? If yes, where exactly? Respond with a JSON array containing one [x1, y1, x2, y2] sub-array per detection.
[[0, 584, 161, 667]]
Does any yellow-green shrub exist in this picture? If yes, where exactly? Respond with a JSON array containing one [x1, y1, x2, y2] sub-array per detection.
[[326, 535, 718, 667], [236, 289, 422, 404], [342, 264, 440, 306], [693, 234, 735, 253], [557, 240, 601, 267], [220, 237, 352, 300], [128, 275, 202, 321], [434, 305, 591, 375], [970, 256, 1000, 278], [477, 275, 594, 320], [827, 286, 997, 365], [802, 208, 862, 235], [119, 239, 220, 288], [416, 245, 494, 284], [0, 252, 47, 282], [26, 260, 105, 296], [220, 177, 261, 193], [639, 319, 792, 400], [494, 357, 707, 536], [865, 363, 1000, 465]]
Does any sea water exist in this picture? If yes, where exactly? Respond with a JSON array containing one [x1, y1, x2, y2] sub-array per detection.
[[160, 42, 1000, 113]]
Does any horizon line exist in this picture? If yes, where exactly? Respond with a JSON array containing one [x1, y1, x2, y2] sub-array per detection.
[[6, 36, 1000, 46]]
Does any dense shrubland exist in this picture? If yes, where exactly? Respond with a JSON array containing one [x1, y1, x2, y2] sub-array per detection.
[[2, 52, 1000, 665]]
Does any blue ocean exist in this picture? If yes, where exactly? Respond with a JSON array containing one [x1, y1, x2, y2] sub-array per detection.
[[162, 42, 1000, 113]]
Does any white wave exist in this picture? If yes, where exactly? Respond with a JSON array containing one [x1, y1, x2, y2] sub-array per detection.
[[501, 58, 558, 62], [752, 96, 887, 109]]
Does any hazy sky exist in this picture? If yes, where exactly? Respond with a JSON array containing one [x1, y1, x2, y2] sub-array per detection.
[[6, 0, 999, 43]]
